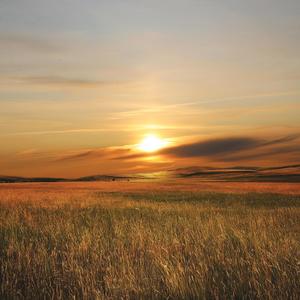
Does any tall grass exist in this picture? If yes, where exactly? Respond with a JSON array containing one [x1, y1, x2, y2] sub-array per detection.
[[0, 188, 299, 299]]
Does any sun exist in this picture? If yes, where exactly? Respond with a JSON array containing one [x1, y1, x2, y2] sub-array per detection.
[[138, 134, 167, 153]]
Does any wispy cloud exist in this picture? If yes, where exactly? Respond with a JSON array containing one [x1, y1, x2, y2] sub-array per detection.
[[115, 134, 300, 164], [54, 147, 130, 162], [0, 33, 59, 52], [108, 91, 300, 120], [3, 128, 126, 137], [222, 144, 300, 162], [162, 135, 300, 159], [260, 134, 300, 147], [162, 137, 261, 157], [1, 124, 197, 137], [56, 150, 97, 162], [4, 75, 130, 88]]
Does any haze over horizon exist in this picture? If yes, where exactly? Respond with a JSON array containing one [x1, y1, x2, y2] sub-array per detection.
[[1, 0, 300, 177]]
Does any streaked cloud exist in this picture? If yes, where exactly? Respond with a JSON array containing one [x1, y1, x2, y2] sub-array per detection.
[[222, 145, 300, 163], [108, 91, 300, 120], [54, 147, 130, 162], [6, 76, 130, 88], [116, 134, 300, 163], [0, 33, 60, 52], [162, 137, 261, 157]]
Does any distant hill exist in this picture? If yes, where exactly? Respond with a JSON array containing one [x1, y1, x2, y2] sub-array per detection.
[[0, 175, 67, 183], [75, 175, 133, 182], [1, 164, 300, 183], [0, 175, 133, 183], [168, 164, 300, 182]]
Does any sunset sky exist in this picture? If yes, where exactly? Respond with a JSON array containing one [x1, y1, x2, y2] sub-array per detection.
[[1, 1, 300, 177]]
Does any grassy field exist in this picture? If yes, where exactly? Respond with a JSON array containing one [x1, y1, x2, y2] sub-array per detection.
[[0, 182, 299, 299]]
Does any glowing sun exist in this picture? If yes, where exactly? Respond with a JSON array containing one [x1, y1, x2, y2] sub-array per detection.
[[138, 134, 167, 152]]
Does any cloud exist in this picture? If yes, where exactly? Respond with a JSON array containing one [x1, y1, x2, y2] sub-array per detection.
[[108, 91, 300, 120], [161, 137, 261, 157], [8, 75, 129, 88], [260, 134, 300, 147], [3, 128, 126, 137], [0, 33, 59, 52], [113, 152, 149, 161], [56, 150, 97, 162], [221, 144, 300, 162], [115, 134, 300, 164], [54, 147, 130, 162], [18, 134, 299, 167]]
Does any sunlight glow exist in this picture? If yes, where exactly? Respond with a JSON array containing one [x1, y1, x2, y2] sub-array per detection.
[[138, 134, 167, 153]]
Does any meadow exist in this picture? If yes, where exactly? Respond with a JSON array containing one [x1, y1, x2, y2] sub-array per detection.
[[0, 181, 299, 299]]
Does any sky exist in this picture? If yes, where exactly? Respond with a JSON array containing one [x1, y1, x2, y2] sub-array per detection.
[[0, 0, 300, 177]]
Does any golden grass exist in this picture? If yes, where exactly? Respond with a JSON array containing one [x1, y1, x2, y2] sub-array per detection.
[[0, 183, 299, 299]]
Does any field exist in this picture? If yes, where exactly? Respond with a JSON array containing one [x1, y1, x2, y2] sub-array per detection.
[[0, 181, 299, 299]]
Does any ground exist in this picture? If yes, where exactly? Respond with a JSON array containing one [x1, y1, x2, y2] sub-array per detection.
[[0, 180, 299, 299]]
